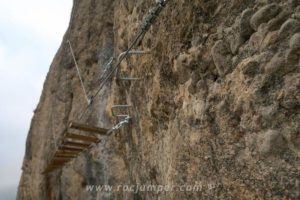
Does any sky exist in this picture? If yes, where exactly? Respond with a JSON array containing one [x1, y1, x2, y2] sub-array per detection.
[[0, 0, 72, 199]]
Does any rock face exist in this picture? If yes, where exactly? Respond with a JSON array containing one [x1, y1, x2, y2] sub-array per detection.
[[17, 0, 300, 199]]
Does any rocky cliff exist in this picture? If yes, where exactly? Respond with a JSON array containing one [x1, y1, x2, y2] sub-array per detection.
[[17, 0, 300, 199]]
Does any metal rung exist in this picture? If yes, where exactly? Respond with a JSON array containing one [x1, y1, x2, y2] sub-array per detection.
[[111, 105, 132, 108], [118, 77, 142, 81], [111, 105, 132, 117], [117, 50, 150, 63], [116, 50, 149, 81]]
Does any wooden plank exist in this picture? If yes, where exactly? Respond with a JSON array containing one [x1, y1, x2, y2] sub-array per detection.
[[59, 146, 83, 152], [63, 141, 91, 148], [62, 145, 85, 150], [43, 162, 64, 174], [53, 155, 76, 159], [43, 165, 62, 174], [65, 133, 98, 143], [52, 158, 71, 163], [54, 156, 77, 160], [48, 163, 65, 169], [54, 154, 78, 158], [55, 156, 76, 160], [54, 152, 78, 157], [55, 150, 80, 155], [45, 165, 60, 170], [50, 160, 68, 166], [69, 121, 109, 135], [48, 163, 64, 168], [55, 150, 78, 155], [43, 168, 56, 174]]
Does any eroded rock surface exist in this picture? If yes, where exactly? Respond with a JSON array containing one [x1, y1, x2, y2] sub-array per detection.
[[17, 0, 300, 199]]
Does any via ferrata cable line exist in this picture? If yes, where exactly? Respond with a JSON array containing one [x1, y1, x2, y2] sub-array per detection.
[[44, 0, 169, 174], [76, 0, 169, 121]]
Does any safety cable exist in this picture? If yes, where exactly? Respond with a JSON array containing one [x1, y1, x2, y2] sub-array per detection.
[[76, 0, 168, 121], [45, 0, 169, 173], [67, 40, 91, 105]]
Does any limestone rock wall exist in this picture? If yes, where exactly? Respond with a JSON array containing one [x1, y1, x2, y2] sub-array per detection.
[[17, 0, 300, 199]]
